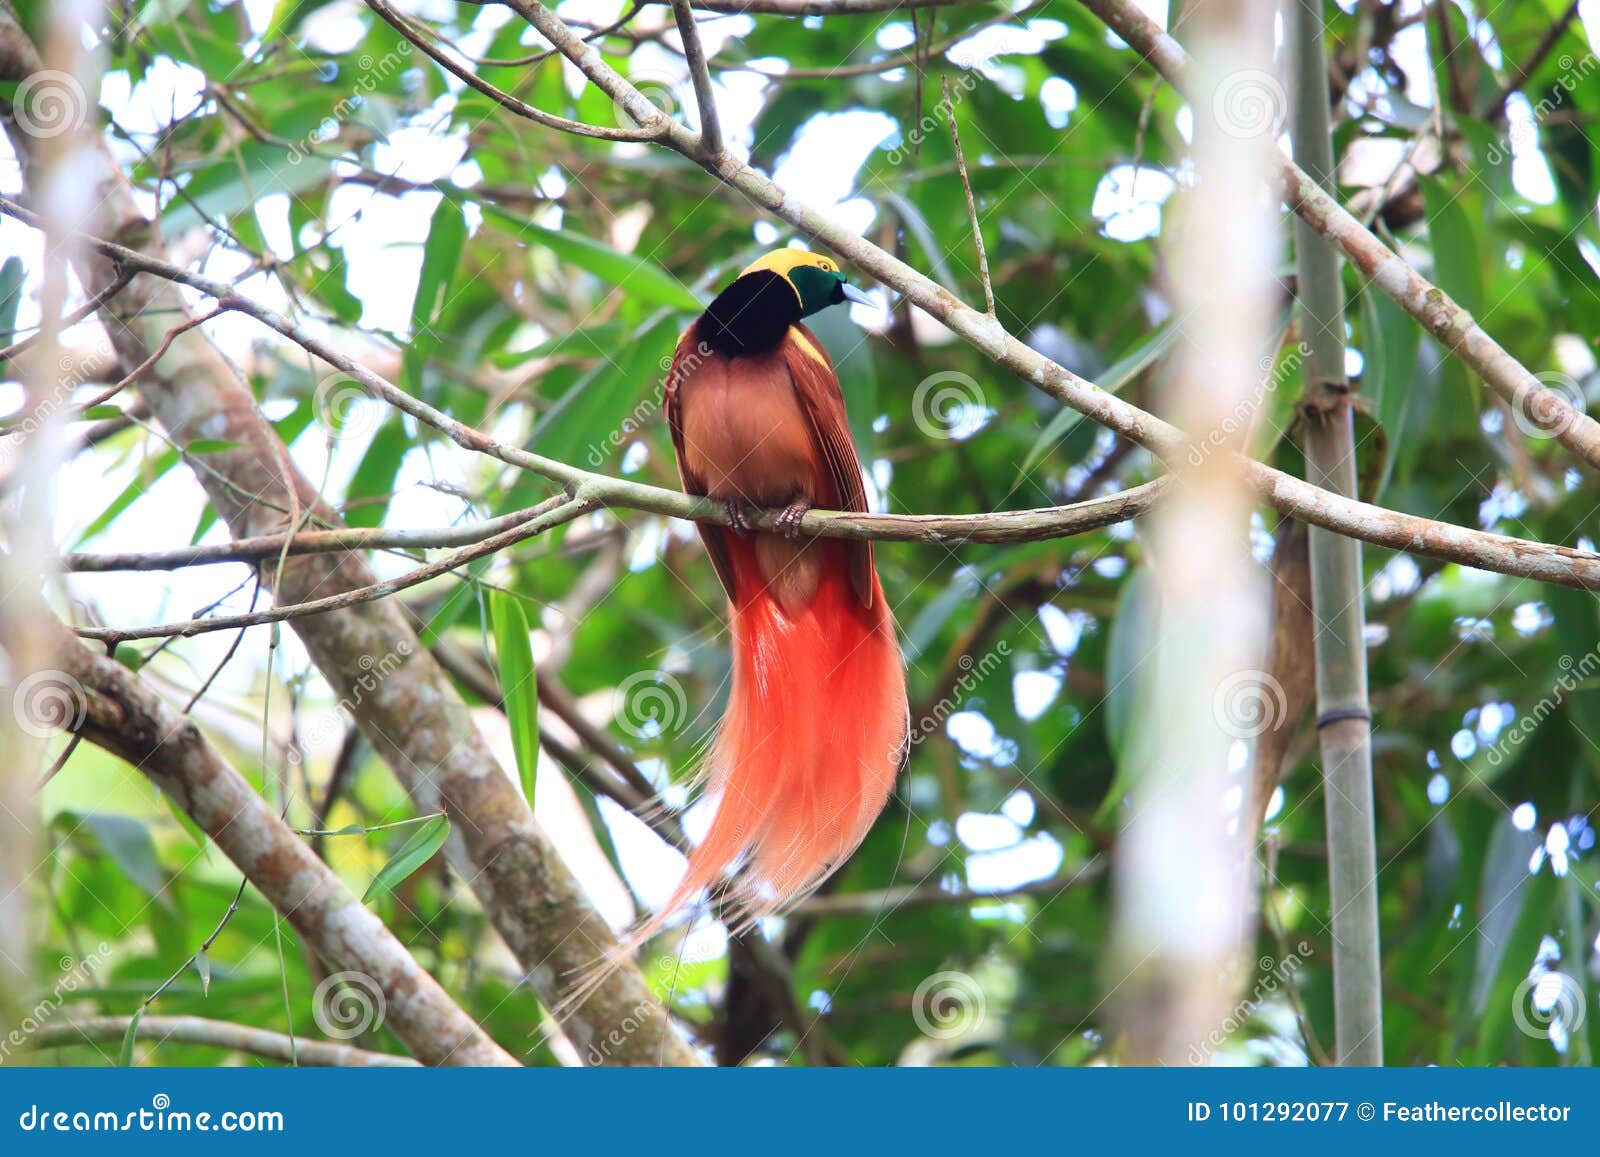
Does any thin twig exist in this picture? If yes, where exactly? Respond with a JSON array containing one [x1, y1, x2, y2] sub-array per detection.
[[364, 0, 668, 142], [941, 74, 994, 317], [61, 497, 571, 571], [75, 499, 594, 643], [1481, 0, 1583, 122], [671, 0, 722, 156], [0, 269, 134, 366]]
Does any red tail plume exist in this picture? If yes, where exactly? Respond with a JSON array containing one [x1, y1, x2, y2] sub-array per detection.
[[651, 536, 908, 930], [557, 537, 906, 1015]]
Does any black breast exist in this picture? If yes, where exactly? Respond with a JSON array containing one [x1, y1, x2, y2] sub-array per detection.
[[697, 270, 802, 357]]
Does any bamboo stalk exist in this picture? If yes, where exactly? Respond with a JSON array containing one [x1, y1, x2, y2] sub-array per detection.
[[1290, 0, 1383, 1065]]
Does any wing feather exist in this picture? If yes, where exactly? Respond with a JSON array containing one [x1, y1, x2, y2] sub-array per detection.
[[665, 323, 740, 600], [781, 324, 875, 608]]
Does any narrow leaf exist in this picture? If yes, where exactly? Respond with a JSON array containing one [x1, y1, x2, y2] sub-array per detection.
[[482, 205, 701, 311], [1024, 321, 1179, 471], [362, 814, 450, 902], [490, 591, 540, 807], [119, 1007, 143, 1066], [0, 256, 23, 348]]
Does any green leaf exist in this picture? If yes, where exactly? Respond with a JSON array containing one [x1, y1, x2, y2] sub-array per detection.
[[530, 316, 673, 466], [403, 199, 468, 394], [79, 405, 126, 421], [1419, 175, 1484, 316], [112, 644, 144, 672], [183, 438, 240, 455], [482, 204, 701, 311], [342, 418, 409, 529], [0, 256, 24, 348], [1024, 321, 1179, 471], [1099, 564, 1159, 816], [78, 813, 168, 903], [362, 814, 450, 903], [1361, 288, 1421, 498], [490, 591, 540, 807], [119, 1006, 143, 1067], [160, 140, 332, 235]]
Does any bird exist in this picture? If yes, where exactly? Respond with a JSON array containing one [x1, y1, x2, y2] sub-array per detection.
[[648, 248, 910, 935]]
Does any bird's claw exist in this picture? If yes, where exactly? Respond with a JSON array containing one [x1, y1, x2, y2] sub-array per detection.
[[774, 501, 811, 541], [722, 498, 754, 535]]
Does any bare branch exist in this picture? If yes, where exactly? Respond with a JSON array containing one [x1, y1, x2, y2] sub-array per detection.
[[0, 269, 132, 367], [40, 1015, 420, 1067], [1481, 0, 1582, 122], [62, 481, 1167, 574], [63, 497, 571, 572], [671, 0, 722, 156], [75, 499, 592, 643], [365, 0, 668, 142], [941, 74, 994, 317], [794, 857, 1107, 918]]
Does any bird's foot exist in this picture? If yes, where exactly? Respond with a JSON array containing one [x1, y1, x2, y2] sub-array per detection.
[[774, 500, 812, 541], [721, 498, 755, 535]]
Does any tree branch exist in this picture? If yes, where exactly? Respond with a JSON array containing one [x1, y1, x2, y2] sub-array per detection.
[[39, 1015, 420, 1067], [0, 16, 700, 1063], [74, 499, 591, 643], [62, 481, 1168, 575], [671, 0, 722, 156], [1481, 0, 1582, 122], [367, 0, 668, 142], [61, 496, 573, 571], [426, 2, 1600, 596], [1073, 0, 1600, 473], [33, 609, 515, 1067]]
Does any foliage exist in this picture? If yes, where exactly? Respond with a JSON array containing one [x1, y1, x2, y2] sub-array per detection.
[[6, 0, 1600, 1066]]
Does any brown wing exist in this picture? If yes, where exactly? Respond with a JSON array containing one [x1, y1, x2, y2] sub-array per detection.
[[664, 322, 740, 600], [781, 324, 875, 608]]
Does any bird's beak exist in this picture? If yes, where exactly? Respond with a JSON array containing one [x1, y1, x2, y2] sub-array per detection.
[[840, 282, 874, 307]]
